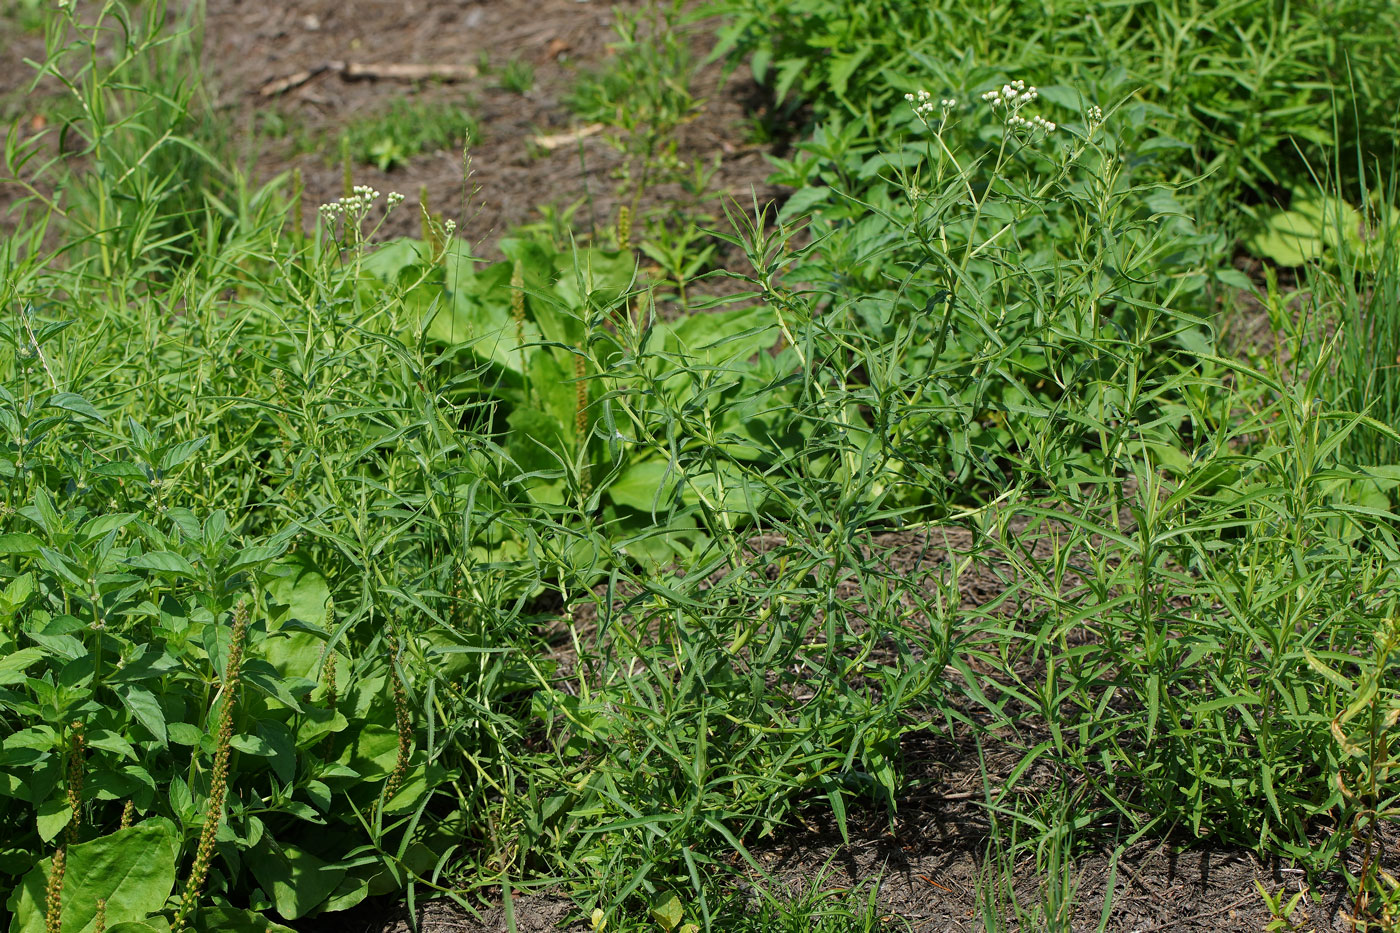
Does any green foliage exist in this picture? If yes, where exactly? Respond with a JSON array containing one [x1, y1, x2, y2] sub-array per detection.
[[710, 0, 1400, 242], [340, 98, 477, 172], [1308, 174, 1400, 473], [6, 0, 1400, 929], [495, 58, 535, 96], [8, 0, 231, 276], [8, 821, 179, 933], [1307, 618, 1400, 928], [567, 0, 704, 205]]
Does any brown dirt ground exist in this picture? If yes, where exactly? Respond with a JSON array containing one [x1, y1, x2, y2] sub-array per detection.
[[0, 2, 1367, 931], [198, 0, 789, 309]]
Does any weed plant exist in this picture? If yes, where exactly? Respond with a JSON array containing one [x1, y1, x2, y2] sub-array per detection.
[[711, 0, 1400, 268], [339, 98, 479, 173], [2, 0, 1400, 931]]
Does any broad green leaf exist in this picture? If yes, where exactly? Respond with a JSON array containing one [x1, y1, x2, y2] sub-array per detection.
[[246, 838, 348, 921], [660, 305, 777, 367], [265, 556, 332, 680], [7, 819, 179, 933], [189, 907, 295, 933], [79, 513, 137, 544], [650, 893, 684, 932], [3, 573, 35, 606], [90, 461, 147, 480], [0, 533, 43, 557], [337, 723, 399, 780], [35, 796, 71, 844], [320, 875, 370, 913], [1246, 194, 1363, 266], [158, 436, 209, 472], [0, 648, 44, 686], [506, 406, 570, 473], [124, 551, 197, 578], [608, 461, 681, 513], [116, 685, 167, 746], [46, 392, 106, 423]]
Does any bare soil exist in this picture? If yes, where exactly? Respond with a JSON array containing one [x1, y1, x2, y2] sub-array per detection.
[[200, 0, 788, 273]]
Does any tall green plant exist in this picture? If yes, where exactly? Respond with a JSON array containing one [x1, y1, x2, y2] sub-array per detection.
[[10, 0, 228, 279]]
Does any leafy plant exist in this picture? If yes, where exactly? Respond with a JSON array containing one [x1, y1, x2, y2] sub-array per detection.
[[340, 98, 477, 172], [6, 0, 1400, 929], [567, 0, 704, 209], [1255, 879, 1313, 933], [1308, 618, 1400, 929], [496, 58, 535, 96], [710, 0, 1400, 245]]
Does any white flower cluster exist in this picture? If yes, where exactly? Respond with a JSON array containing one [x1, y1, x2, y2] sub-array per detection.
[[1086, 105, 1104, 129], [1007, 113, 1057, 132], [982, 79, 1038, 109], [319, 185, 404, 222], [905, 89, 958, 126], [981, 79, 1056, 134]]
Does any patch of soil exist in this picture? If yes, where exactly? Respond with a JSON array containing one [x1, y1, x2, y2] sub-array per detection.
[[338, 894, 588, 933], [201, 0, 791, 278]]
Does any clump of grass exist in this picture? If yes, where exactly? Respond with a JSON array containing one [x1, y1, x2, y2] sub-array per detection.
[[566, 0, 702, 206], [341, 97, 478, 172], [496, 57, 535, 95]]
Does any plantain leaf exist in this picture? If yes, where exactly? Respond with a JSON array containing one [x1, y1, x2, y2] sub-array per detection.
[[6, 819, 179, 933]]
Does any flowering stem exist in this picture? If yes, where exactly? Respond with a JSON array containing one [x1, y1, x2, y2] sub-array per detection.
[[171, 599, 250, 933]]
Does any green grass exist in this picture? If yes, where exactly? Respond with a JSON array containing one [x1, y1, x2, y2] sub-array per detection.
[[340, 97, 478, 172], [495, 58, 536, 96], [2, 0, 1400, 931]]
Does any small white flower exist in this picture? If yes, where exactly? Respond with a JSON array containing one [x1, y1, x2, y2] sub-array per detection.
[[907, 88, 944, 125], [983, 77, 1055, 135]]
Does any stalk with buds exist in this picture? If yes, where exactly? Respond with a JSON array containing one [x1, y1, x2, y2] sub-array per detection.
[[575, 353, 591, 495], [171, 600, 250, 933], [384, 638, 413, 803], [65, 721, 85, 845], [44, 846, 65, 933], [615, 204, 632, 253]]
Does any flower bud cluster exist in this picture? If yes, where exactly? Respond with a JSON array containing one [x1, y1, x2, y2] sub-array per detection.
[[983, 80, 1038, 109], [318, 186, 404, 222], [905, 89, 958, 126], [1007, 113, 1057, 132], [981, 79, 1056, 134], [171, 600, 250, 933]]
